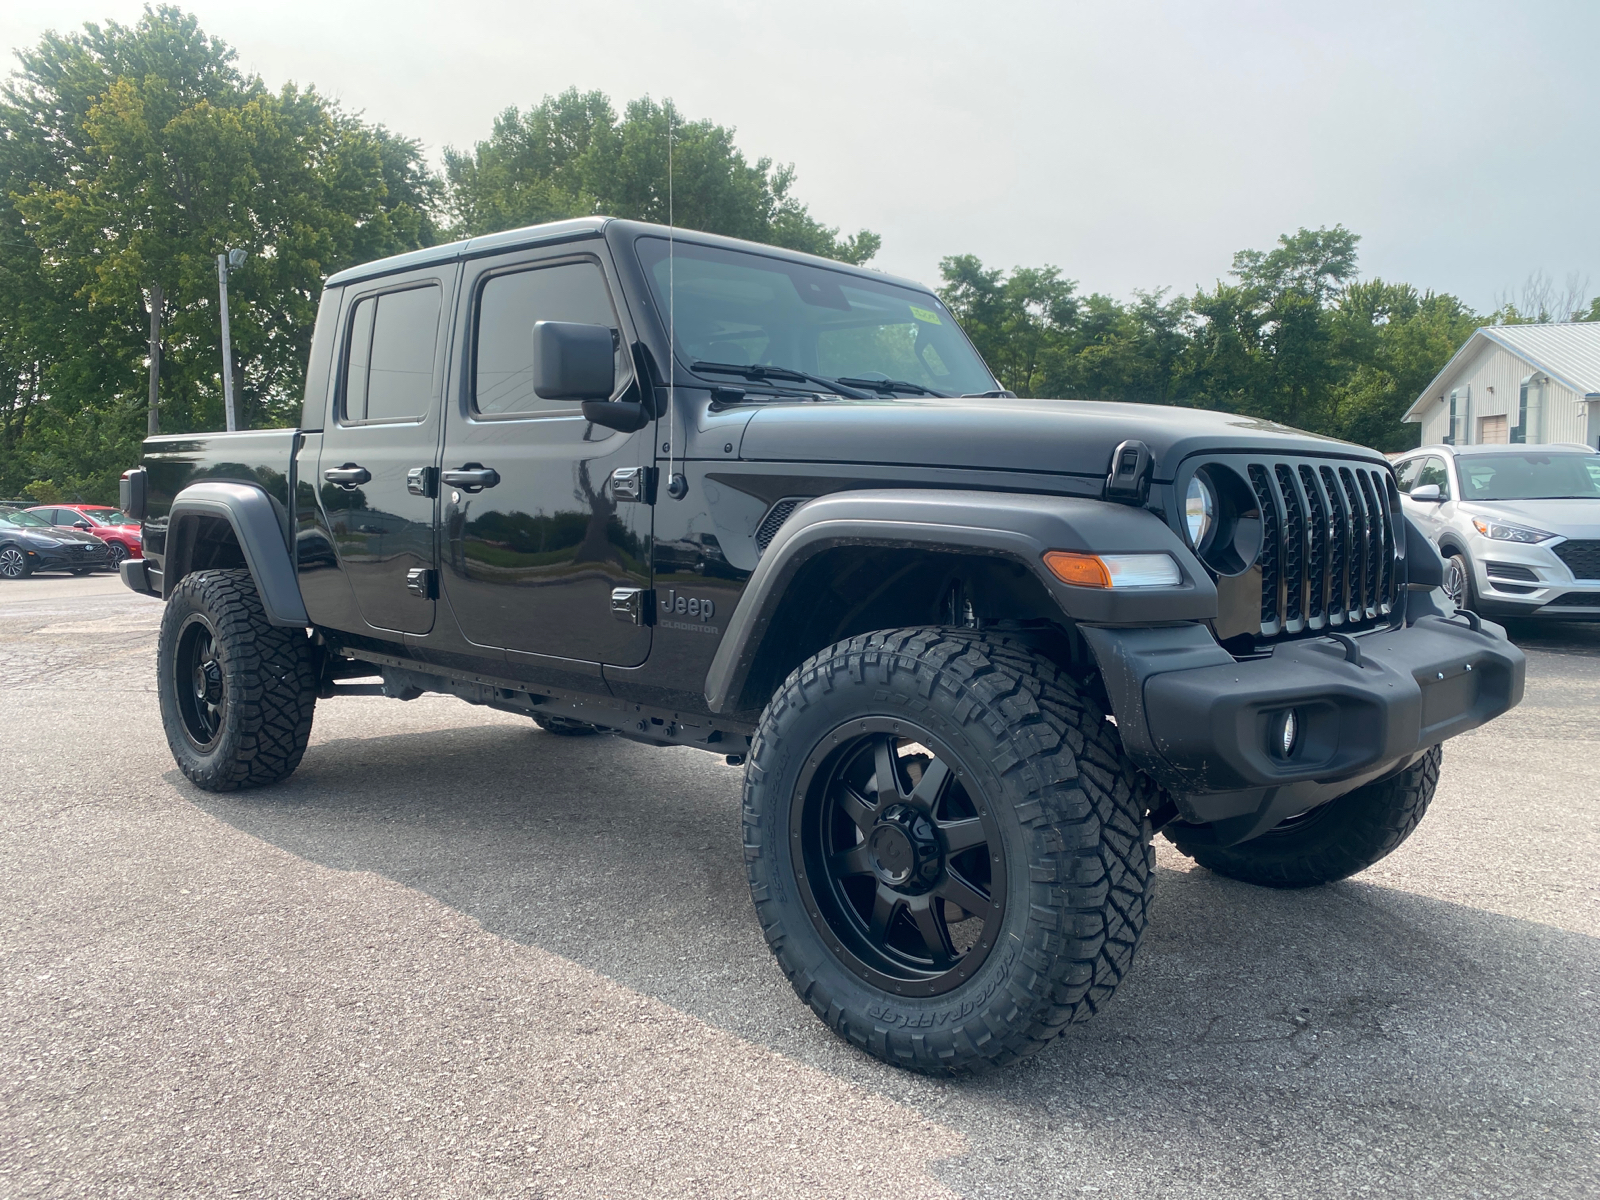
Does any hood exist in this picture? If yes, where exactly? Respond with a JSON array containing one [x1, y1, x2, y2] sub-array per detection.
[[1460, 498, 1600, 539], [737, 396, 1383, 480], [25, 526, 104, 546]]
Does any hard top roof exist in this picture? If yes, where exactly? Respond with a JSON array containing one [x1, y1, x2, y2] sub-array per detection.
[[324, 217, 931, 293]]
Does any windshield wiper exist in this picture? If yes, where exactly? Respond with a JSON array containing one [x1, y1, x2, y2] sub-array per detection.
[[690, 361, 869, 399], [834, 377, 950, 398]]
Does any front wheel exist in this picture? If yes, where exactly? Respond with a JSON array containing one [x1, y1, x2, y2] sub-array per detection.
[[105, 541, 129, 569], [1166, 746, 1442, 888], [1444, 554, 1474, 611], [743, 628, 1154, 1074], [0, 545, 32, 579], [157, 568, 317, 791]]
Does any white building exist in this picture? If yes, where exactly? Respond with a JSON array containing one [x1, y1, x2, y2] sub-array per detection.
[[1403, 322, 1600, 449]]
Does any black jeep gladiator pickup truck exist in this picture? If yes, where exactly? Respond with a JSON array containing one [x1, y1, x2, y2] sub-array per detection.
[[119, 217, 1524, 1073]]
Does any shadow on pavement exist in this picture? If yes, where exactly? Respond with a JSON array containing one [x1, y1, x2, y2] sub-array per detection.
[[185, 717, 1600, 1196]]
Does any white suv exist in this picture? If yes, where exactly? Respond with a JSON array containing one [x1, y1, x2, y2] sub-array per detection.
[[1395, 444, 1600, 620]]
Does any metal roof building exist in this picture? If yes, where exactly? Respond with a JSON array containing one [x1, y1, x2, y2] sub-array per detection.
[[1403, 322, 1600, 449]]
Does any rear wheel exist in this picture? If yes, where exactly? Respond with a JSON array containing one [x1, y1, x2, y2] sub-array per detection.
[[1166, 746, 1442, 888], [744, 628, 1154, 1074], [0, 545, 31, 579], [157, 568, 317, 791]]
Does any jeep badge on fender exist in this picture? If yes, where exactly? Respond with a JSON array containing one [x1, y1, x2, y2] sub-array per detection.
[[123, 215, 1525, 1076], [661, 588, 715, 622]]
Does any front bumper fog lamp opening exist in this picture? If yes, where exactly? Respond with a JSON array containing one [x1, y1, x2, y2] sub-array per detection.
[[1270, 708, 1300, 759], [1043, 551, 1182, 589]]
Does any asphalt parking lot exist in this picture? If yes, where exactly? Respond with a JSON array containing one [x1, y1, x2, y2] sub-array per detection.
[[2, 573, 1597, 1199]]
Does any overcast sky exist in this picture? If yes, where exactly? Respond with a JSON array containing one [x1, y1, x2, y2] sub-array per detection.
[[4, 0, 1597, 311]]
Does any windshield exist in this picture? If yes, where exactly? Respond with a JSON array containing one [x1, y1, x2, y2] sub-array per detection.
[[1456, 453, 1600, 501], [74, 509, 129, 526], [635, 238, 997, 397], [0, 508, 52, 528]]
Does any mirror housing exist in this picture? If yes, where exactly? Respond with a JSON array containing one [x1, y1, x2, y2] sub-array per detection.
[[1408, 483, 1443, 503], [533, 321, 616, 401], [73, 521, 91, 530], [120, 468, 147, 521]]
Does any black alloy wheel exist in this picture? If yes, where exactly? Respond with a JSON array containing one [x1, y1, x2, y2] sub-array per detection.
[[794, 721, 1005, 996], [156, 569, 316, 791], [174, 612, 226, 750], [0, 545, 30, 579], [744, 628, 1155, 1074], [105, 541, 129, 568]]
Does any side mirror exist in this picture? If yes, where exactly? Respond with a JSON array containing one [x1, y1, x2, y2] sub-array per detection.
[[532, 321, 616, 401], [1408, 484, 1443, 503], [73, 521, 91, 530], [120, 468, 147, 522]]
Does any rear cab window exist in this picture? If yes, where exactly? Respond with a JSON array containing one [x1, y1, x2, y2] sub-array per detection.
[[342, 284, 444, 424]]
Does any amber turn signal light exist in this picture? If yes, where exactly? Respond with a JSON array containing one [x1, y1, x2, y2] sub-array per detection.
[[1042, 550, 1182, 589], [1042, 551, 1112, 588]]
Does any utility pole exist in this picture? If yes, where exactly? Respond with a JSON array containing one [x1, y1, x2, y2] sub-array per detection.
[[217, 248, 246, 432], [146, 282, 162, 436]]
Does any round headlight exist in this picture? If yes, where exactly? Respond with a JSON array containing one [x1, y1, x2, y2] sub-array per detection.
[[1185, 475, 1215, 547]]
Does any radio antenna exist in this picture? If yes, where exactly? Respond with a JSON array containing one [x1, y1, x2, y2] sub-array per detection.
[[665, 104, 681, 498]]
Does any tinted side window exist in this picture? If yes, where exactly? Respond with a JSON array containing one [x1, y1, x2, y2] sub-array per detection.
[[1416, 457, 1452, 499], [343, 284, 441, 423], [474, 261, 622, 417], [1394, 459, 1422, 493]]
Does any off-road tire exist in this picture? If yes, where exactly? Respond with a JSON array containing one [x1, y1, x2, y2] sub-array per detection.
[[531, 714, 601, 736], [158, 568, 316, 792], [1166, 745, 1442, 888], [743, 627, 1154, 1074]]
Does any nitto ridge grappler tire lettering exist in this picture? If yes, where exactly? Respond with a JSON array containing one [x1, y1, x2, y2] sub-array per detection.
[[1166, 745, 1442, 889], [157, 568, 316, 792], [743, 628, 1154, 1074]]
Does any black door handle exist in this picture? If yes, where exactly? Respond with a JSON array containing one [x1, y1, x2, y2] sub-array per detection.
[[441, 464, 501, 493], [324, 464, 371, 489]]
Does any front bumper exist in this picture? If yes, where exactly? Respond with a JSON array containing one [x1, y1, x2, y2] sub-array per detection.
[[24, 542, 111, 571], [1468, 537, 1600, 620], [1083, 601, 1525, 845]]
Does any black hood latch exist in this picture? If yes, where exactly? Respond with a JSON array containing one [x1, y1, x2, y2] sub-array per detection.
[[1104, 439, 1154, 505]]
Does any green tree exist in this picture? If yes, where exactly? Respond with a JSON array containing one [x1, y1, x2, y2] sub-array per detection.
[[444, 89, 879, 265], [0, 6, 439, 500]]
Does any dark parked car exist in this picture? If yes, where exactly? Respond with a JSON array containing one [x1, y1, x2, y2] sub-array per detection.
[[0, 506, 112, 577], [118, 217, 1524, 1075], [28, 504, 142, 567]]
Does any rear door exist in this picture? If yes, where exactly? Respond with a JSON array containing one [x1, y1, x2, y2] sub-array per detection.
[[316, 265, 456, 636], [438, 244, 651, 666]]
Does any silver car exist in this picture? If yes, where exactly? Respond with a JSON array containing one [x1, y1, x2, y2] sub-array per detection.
[[1394, 443, 1600, 620]]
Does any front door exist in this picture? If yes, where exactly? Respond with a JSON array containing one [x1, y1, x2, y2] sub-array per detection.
[[439, 247, 651, 666], [316, 266, 455, 635]]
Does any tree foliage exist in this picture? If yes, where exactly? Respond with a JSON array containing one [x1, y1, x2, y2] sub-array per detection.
[[444, 89, 879, 265], [942, 226, 1486, 453], [0, 6, 438, 500]]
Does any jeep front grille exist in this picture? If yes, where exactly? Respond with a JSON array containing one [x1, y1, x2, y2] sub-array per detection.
[[1203, 456, 1403, 643]]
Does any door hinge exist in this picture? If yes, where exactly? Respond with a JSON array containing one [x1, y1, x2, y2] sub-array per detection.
[[611, 465, 658, 504], [406, 567, 438, 599], [611, 586, 654, 625], [406, 465, 439, 498]]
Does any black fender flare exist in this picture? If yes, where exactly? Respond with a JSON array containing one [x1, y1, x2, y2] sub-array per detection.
[[703, 488, 1215, 714], [164, 482, 308, 627]]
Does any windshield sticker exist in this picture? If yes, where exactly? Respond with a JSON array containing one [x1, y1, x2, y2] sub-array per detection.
[[909, 304, 942, 325]]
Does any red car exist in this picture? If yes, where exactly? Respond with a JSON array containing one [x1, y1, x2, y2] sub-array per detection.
[[28, 504, 142, 568]]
